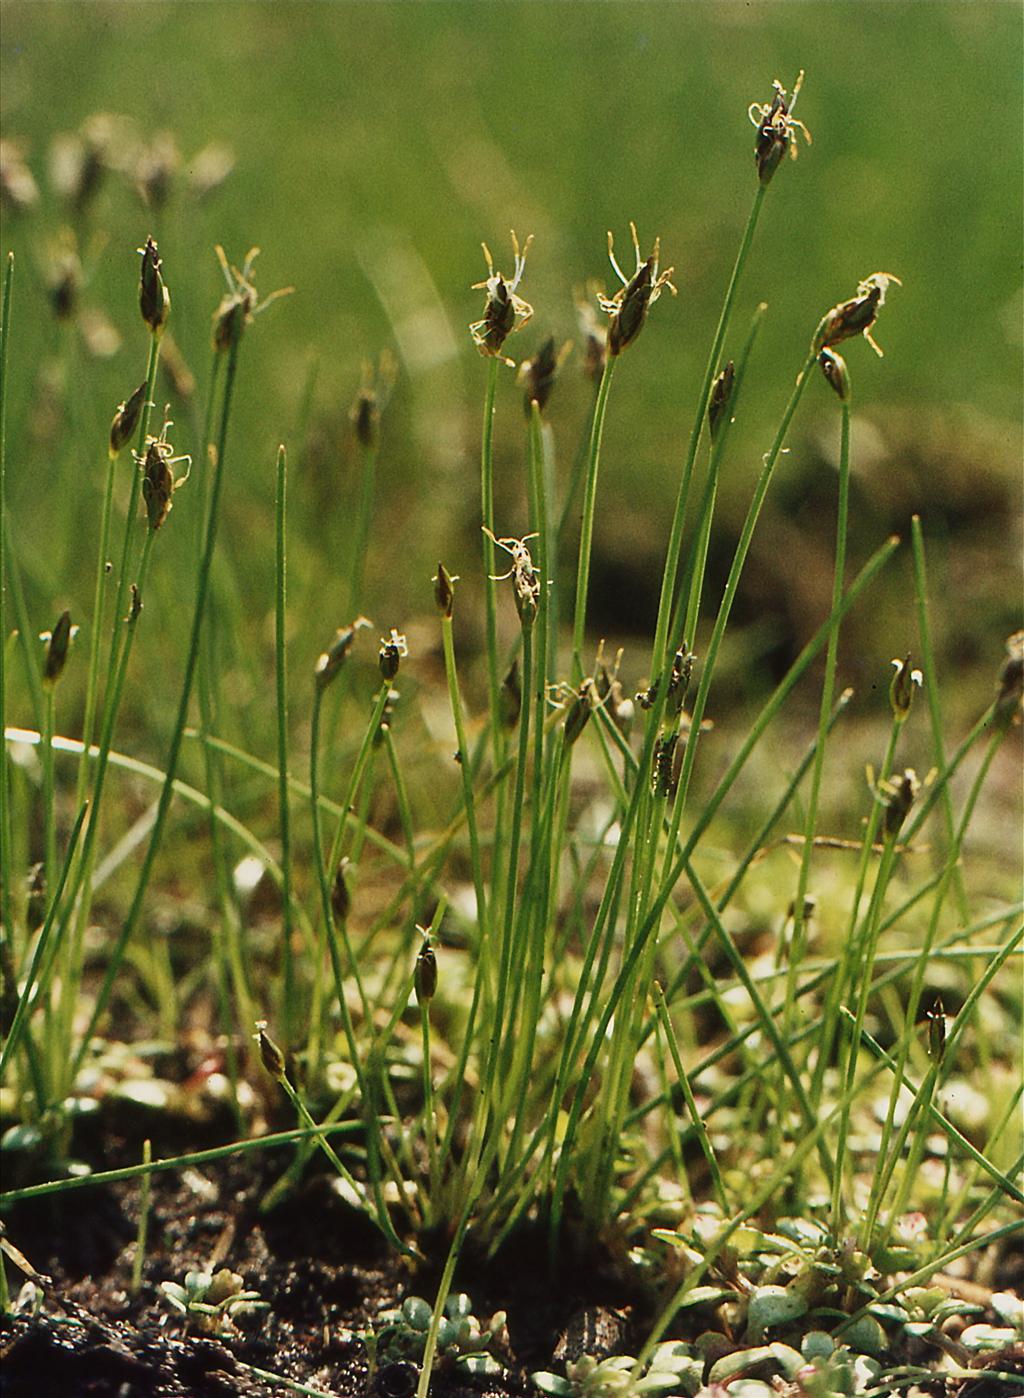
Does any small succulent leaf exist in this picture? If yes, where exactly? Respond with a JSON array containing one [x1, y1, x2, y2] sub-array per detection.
[[403, 1296, 432, 1331], [531, 1373, 572, 1396]]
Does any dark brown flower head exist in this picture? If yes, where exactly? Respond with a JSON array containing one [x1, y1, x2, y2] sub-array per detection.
[[315, 616, 372, 691], [414, 928, 437, 1002], [995, 630, 1024, 718], [518, 336, 572, 417], [575, 285, 609, 383], [665, 643, 695, 718], [109, 380, 149, 458], [926, 998, 947, 1064], [40, 610, 79, 686], [483, 526, 540, 629], [889, 655, 923, 722], [652, 730, 680, 799], [598, 223, 676, 356], [469, 230, 534, 362], [817, 348, 851, 401], [813, 273, 901, 359], [135, 132, 180, 212], [331, 859, 351, 923], [882, 767, 920, 839], [562, 677, 597, 749], [137, 410, 191, 532], [254, 1020, 287, 1082], [211, 245, 293, 353], [433, 563, 457, 619], [48, 243, 81, 322], [351, 349, 397, 450], [708, 361, 735, 440], [749, 71, 811, 186], [378, 627, 408, 681], [138, 236, 170, 336]]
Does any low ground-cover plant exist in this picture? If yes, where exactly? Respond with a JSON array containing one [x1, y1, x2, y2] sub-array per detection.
[[0, 68, 1020, 1397]]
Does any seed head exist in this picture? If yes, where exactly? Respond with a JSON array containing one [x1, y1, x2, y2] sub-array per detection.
[[211, 245, 292, 353], [315, 616, 371, 690], [652, 730, 680, 799], [665, 644, 695, 718], [414, 928, 437, 1003], [137, 410, 191, 532], [562, 678, 596, 749], [433, 563, 457, 619], [575, 286, 609, 383], [109, 381, 149, 458], [817, 348, 851, 402], [378, 628, 408, 681], [483, 526, 540, 629], [135, 132, 181, 212], [331, 859, 351, 923], [708, 362, 735, 440], [926, 998, 947, 1064], [40, 610, 79, 687], [253, 1020, 287, 1082], [518, 336, 571, 417], [138, 236, 170, 337], [351, 350, 397, 450], [598, 223, 676, 356], [469, 230, 534, 362], [813, 273, 901, 359], [889, 655, 923, 722], [48, 238, 81, 322], [883, 767, 920, 839], [995, 630, 1024, 718], [749, 71, 812, 186]]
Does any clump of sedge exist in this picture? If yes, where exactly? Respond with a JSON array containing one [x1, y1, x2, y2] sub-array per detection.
[[414, 927, 437, 1002], [882, 767, 920, 839], [433, 563, 457, 619], [749, 70, 812, 185], [575, 286, 609, 383], [814, 273, 901, 359], [598, 223, 676, 356], [470, 230, 534, 363]]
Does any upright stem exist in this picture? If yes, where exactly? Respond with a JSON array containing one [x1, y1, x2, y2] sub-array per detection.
[[480, 356, 503, 744], [0, 254, 11, 945], [572, 357, 615, 673], [649, 183, 767, 682], [274, 445, 295, 1046]]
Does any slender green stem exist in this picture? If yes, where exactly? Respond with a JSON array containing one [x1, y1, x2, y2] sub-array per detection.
[[274, 445, 295, 1045], [0, 254, 13, 947], [650, 183, 767, 682], [782, 395, 851, 1109], [910, 514, 969, 923], [572, 356, 615, 672], [76, 446, 118, 809], [480, 356, 503, 744], [652, 983, 728, 1212], [349, 437, 379, 613]]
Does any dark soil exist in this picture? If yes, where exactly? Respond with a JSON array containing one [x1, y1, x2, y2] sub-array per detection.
[[0, 1105, 649, 1398]]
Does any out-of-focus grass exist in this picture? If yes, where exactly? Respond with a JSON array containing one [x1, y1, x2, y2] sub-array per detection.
[[2, 1, 1020, 738]]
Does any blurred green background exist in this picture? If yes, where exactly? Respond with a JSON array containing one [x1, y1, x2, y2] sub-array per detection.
[[2, 1, 1021, 756]]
